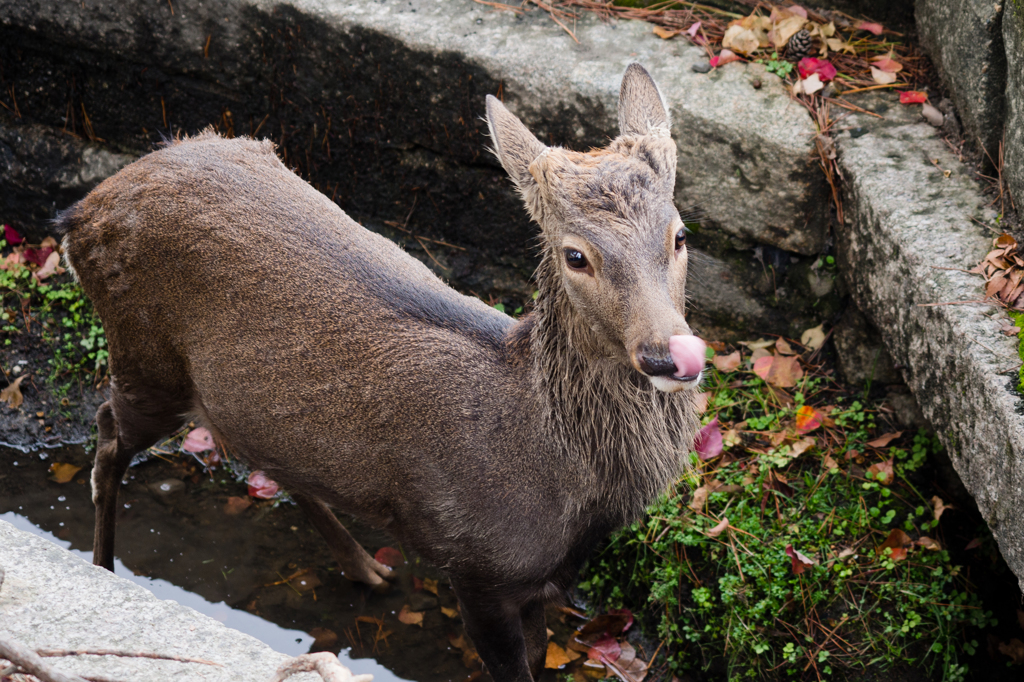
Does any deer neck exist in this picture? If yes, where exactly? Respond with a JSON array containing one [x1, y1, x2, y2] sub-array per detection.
[[519, 254, 700, 523]]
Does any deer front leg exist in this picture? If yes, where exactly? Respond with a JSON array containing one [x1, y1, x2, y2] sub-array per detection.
[[291, 492, 393, 589], [453, 583, 535, 682], [521, 599, 548, 679]]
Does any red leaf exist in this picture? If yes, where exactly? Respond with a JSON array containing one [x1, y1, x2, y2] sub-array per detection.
[[857, 21, 884, 35], [965, 538, 982, 550], [23, 247, 53, 267], [181, 426, 215, 453], [870, 56, 903, 73], [374, 546, 405, 567], [899, 91, 928, 104], [587, 634, 621, 663], [3, 224, 24, 245], [694, 418, 724, 460], [876, 528, 911, 561], [866, 431, 902, 448], [710, 49, 742, 68], [247, 470, 280, 499], [797, 58, 837, 82], [753, 355, 774, 380], [785, 544, 815, 575], [607, 608, 634, 631], [794, 405, 823, 433]]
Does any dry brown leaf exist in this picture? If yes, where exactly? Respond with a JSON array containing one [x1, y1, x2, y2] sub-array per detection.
[[866, 431, 902, 448], [823, 453, 839, 471], [766, 353, 803, 388], [742, 338, 776, 350], [652, 25, 679, 40], [774, 338, 797, 355], [223, 496, 252, 515], [998, 639, 1024, 665], [441, 606, 459, 619], [33, 250, 65, 282], [722, 25, 760, 55], [1, 374, 27, 409], [916, 536, 942, 551], [712, 351, 741, 372], [48, 462, 82, 484], [688, 485, 709, 511], [545, 642, 572, 669], [800, 324, 826, 350], [398, 604, 424, 627], [876, 528, 912, 561], [931, 495, 952, 522], [750, 347, 772, 364], [772, 15, 807, 48], [789, 437, 816, 458], [423, 577, 439, 595], [705, 517, 729, 538], [866, 458, 894, 485], [870, 66, 897, 85]]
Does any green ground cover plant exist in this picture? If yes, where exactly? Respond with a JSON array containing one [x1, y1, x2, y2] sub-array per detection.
[[580, 341, 995, 681]]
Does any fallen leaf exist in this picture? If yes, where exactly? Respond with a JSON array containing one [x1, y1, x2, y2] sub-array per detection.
[[823, 453, 839, 471], [794, 73, 824, 96], [652, 25, 679, 40], [870, 66, 898, 85], [876, 528, 912, 561], [788, 437, 815, 457], [866, 458, 894, 485], [857, 21, 884, 35], [797, 57, 836, 82], [694, 418, 724, 460], [546, 641, 572, 669], [686, 21, 702, 38], [694, 391, 709, 414], [289, 569, 321, 593], [742, 338, 776, 350], [374, 546, 404, 567], [355, 615, 385, 627], [774, 338, 797, 355], [710, 49, 742, 68], [800, 324, 826, 350], [397, 604, 424, 627], [0, 252, 24, 271], [579, 610, 633, 637], [795, 405, 823, 433], [998, 639, 1024, 665], [916, 536, 942, 551], [587, 634, 621, 663], [772, 15, 807, 48], [722, 24, 760, 55], [931, 495, 952, 522], [870, 55, 903, 73], [182, 426, 215, 453], [766, 353, 803, 388], [867, 431, 902, 448], [40, 236, 57, 249], [785, 544, 816, 575], [308, 627, 338, 651], [33, 250, 64, 282], [899, 90, 928, 104], [705, 517, 729, 538], [224, 496, 252, 515], [48, 462, 83, 484], [965, 538, 983, 550], [247, 470, 279, 499], [713, 350, 741, 372], [922, 102, 944, 127], [3, 224, 24, 245], [441, 606, 459, 619], [753, 355, 774, 380], [722, 428, 741, 448], [1, 374, 28, 409], [1017, 609, 1024, 630], [423, 577, 439, 595], [23, 247, 53, 267]]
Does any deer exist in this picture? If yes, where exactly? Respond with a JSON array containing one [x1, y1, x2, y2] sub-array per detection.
[[58, 63, 706, 681]]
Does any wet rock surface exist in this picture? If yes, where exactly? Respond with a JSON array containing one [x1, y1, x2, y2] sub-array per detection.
[[836, 91, 1024, 590]]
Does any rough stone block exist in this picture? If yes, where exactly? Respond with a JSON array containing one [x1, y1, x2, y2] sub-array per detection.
[[916, 0, 1006, 160], [836, 92, 1024, 589], [0, 519, 319, 681], [1004, 1, 1024, 207], [0, 0, 823, 260]]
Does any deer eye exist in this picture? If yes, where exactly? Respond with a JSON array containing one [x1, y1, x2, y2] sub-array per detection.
[[564, 249, 588, 270], [674, 227, 687, 251]]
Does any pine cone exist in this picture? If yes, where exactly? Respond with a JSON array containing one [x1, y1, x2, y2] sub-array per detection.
[[786, 29, 813, 60]]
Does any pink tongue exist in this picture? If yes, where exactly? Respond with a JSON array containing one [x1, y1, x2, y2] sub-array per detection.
[[668, 335, 707, 378]]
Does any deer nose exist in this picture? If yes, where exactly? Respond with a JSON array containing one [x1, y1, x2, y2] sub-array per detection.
[[635, 350, 677, 377]]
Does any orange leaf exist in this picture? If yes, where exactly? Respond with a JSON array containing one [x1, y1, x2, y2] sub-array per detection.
[[1, 374, 27, 409], [653, 25, 680, 39], [545, 641, 572, 669], [766, 353, 803, 388], [795, 405, 823, 433], [398, 604, 424, 627], [441, 606, 459, 619], [866, 458, 894, 485], [423, 577, 439, 595], [223, 496, 252, 515], [48, 462, 82, 484], [876, 528, 911, 561]]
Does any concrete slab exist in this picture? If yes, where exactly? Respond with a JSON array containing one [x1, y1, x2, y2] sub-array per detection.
[[835, 92, 1024, 589], [0, 519, 320, 682]]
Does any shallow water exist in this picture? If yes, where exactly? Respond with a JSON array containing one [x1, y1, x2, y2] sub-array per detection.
[[0, 444, 557, 682]]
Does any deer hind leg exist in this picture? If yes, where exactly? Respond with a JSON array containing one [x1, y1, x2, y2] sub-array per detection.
[[291, 492, 393, 589], [92, 391, 187, 571], [452, 583, 535, 682], [521, 598, 548, 679]]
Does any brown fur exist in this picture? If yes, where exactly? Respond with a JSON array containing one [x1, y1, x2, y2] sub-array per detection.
[[60, 64, 700, 682]]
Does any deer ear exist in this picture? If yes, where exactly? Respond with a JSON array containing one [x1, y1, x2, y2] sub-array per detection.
[[486, 95, 547, 191], [618, 63, 671, 138]]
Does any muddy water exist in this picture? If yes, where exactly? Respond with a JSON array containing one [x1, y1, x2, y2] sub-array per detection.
[[0, 444, 568, 682]]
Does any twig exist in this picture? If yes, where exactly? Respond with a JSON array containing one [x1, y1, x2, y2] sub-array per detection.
[[0, 634, 89, 682], [36, 649, 221, 667], [915, 299, 995, 307], [270, 652, 373, 682], [471, 0, 524, 12]]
